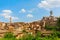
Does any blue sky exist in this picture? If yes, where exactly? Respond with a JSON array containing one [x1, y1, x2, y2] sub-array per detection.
[[0, 0, 60, 22]]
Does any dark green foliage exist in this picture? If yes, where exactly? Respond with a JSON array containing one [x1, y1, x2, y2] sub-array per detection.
[[57, 17, 60, 27], [53, 31, 60, 38], [33, 31, 41, 40], [22, 30, 26, 33], [0, 31, 60, 40], [56, 17, 60, 31], [4, 32, 17, 40], [4, 32, 15, 38], [35, 31, 41, 37], [19, 34, 34, 40], [19, 31, 42, 40], [45, 24, 56, 30], [22, 30, 28, 33]]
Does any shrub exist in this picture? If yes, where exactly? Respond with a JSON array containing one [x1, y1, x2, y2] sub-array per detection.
[[4, 32, 15, 38], [19, 34, 34, 40]]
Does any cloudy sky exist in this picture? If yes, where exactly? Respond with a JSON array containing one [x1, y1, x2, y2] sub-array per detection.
[[0, 0, 60, 22]]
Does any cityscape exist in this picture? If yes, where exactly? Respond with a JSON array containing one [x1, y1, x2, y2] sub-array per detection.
[[0, 11, 59, 39], [0, 0, 60, 40]]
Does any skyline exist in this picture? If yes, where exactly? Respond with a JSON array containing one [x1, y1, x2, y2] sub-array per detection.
[[0, 0, 60, 22]]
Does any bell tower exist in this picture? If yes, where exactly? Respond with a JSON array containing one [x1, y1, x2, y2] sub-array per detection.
[[50, 10, 53, 16], [10, 17, 12, 24]]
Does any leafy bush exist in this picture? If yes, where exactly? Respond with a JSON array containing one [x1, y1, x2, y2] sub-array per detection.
[[4, 32, 15, 38], [19, 34, 34, 40], [45, 24, 56, 30]]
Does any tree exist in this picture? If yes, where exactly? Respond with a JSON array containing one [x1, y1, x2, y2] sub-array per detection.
[[57, 17, 60, 27], [19, 34, 34, 40], [56, 17, 60, 31], [34, 31, 42, 40], [4, 32, 15, 38]]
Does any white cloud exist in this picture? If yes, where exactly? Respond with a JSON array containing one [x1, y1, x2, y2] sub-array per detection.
[[11, 16, 19, 20], [28, 8, 35, 13], [1, 10, 12, 19], [19, 8, 35, 13], [28, 10, 33, 13], [27, 14, 33, 18], [2, 10, 12, 13], [19, 9, 26, 13], [1, 10, 19, 20], [38, 0, 60, 10]]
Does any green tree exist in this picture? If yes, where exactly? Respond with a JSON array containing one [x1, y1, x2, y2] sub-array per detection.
[[34, 31, 41, 40], [56, 17, 60, 31], [45, 24, 57, 31], [57, 17, 60, 27], [19, 34, 34, 40], [4, 32, 15, 38]]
